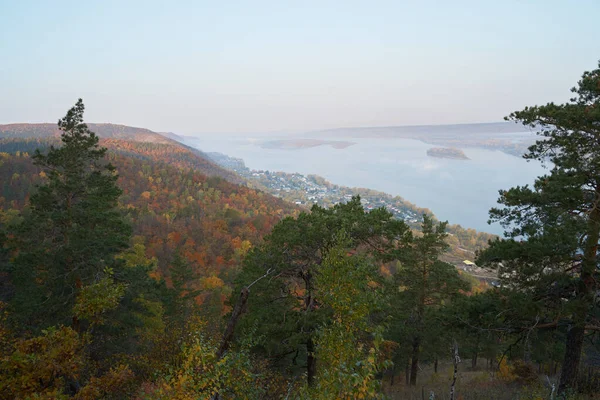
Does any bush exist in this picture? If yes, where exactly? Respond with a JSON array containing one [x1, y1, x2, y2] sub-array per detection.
[[511, 360, 539, 385]]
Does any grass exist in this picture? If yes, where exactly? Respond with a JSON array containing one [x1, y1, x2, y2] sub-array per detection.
[[382, 360, 600, 400]]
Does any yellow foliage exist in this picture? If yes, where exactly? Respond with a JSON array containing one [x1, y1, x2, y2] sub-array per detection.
[[201, 275, 224, 290], [497, 357, 516, 382], [74, 365, 134, 400], [0, 326, 85, 399], [72, 278, 127, 326]]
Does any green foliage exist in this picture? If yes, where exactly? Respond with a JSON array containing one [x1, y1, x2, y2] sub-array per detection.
[[236, 197, 411, 384], [387, 215, 469, 385], [479, 60, 600, 393], [72, 277, 127, 326], [0, 101, 164, 397], [5, 99, 131, 330], [145, 326, 268, 400], [302, 235, 388, 399], [0, 326, 85, 399], [117, 240, 158, 270]]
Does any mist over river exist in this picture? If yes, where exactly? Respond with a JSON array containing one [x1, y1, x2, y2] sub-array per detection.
[[185, 135, 546, 235]]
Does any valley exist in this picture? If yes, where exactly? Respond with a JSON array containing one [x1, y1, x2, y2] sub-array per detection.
[[206, 151, 497, 266], [183, 126, 546, 235], [2, 2, 598, 397]]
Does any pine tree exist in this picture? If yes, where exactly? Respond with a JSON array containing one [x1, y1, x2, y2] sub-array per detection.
[[479, 61, 600, 393], [7, 99, 131, 331], [390, 216, 469, 385]]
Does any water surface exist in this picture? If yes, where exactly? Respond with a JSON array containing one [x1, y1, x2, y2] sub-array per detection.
[[186, 135, 546, 235]]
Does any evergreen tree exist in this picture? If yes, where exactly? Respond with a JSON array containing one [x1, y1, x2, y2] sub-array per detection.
[[478, 61, 600, 394], [166, 252, 201, 339], [389, 216, 469, 385], [7, 99, 131, 331]]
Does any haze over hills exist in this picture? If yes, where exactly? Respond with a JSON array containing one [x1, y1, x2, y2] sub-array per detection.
[[304, 121, 537, 157], [311, 121, 531, 136], [179, 121, 537, 157], [0, 123, 242, 184], [0, 123, 174, 144]]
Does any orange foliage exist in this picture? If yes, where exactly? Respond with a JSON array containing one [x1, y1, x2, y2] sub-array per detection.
[[0, 141, 298, 323]]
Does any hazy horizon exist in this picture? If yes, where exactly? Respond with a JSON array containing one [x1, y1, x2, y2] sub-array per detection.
[[2, 1, 599, 134], [0, 120, 522, 137]]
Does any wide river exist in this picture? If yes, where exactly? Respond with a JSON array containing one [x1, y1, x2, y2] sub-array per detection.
[[185, 135, 546, 235]]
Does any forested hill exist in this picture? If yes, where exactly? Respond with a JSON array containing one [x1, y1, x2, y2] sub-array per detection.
[[0, 139, 296, 293], [0, 123, 172, 143], [0, 129, 296, 305], [0, 124, 242, 183]]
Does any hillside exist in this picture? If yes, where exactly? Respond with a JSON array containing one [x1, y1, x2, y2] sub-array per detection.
[[0, 140, 296, 299], [0, 124, 242, 183]]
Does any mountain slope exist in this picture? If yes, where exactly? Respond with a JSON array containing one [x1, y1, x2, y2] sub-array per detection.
[[0, 123, 242, 183], [0, 140, 297, 301]]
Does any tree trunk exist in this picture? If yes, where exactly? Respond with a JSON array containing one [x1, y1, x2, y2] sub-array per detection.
[[449, 341, 460, 400], [558, 324, 585, 393], [472, 335, 479, 370], [558, 204, 599, 394], [405, 360, 410, 385], [303, 270, 317, 387], [410, 335, 421, 386], [434, 357, 438, 373], [72, 275, 82, 332], [216, 288, 249, 359], [211, 269, 272, 400], [307, 337, 317, 386]]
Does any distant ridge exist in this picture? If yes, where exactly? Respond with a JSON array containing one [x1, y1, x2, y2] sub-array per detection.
[[0, 123, 174, 144], [158, 131, 185, 142], [311, 122, 532, 137], [307, 121, 536, 157]]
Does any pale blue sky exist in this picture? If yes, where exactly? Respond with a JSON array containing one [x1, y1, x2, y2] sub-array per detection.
[[1, 0, 599, 134]]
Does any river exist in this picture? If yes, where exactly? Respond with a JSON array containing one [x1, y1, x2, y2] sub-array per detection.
[[185, 134, 546, 235]]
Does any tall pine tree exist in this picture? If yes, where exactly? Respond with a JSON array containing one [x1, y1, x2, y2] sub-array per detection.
[[7, 99, 131, 331], [479, 61, 600, 393], [389, 216, 468, 385]]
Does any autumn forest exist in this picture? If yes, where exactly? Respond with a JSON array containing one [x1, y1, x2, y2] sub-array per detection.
[[1, 63, 600, 400]]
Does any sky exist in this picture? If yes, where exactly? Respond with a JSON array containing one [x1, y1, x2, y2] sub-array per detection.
[[1, 0, 599, 134]]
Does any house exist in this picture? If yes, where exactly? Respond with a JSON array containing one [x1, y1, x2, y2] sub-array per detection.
[[461, 260, 476, 272]]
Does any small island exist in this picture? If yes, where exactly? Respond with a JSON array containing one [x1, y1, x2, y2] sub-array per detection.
[[426, 147, 469, 160]]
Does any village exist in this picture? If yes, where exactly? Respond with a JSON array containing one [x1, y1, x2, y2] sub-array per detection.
[[207, 151, 500, 286], [207, 152, 422, 223]]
